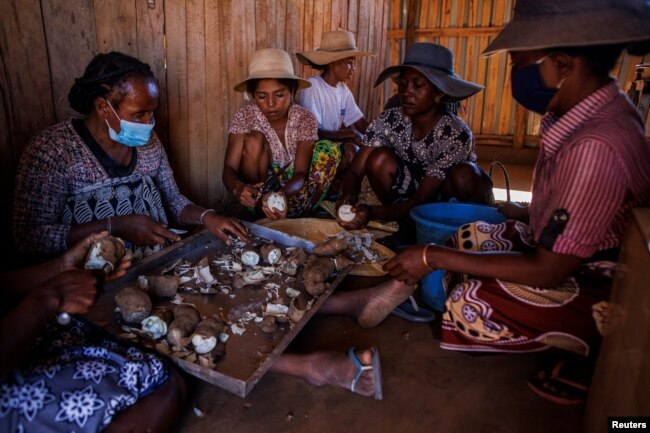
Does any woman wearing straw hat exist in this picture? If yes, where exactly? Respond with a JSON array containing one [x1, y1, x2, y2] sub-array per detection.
[[334, 42, 492, 231], [295, 30, 375, 188], [223, 48, 341, 220], [346, 0, 650, 405]]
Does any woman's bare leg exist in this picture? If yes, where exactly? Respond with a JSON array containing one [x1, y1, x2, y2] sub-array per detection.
[[364, 148, 399, 204], [319, 278, 415, 328], [270, 349, 377, 397], [240, 132, 271, 184]]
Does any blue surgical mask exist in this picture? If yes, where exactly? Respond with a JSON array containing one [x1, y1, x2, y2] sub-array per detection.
[[105, 100, 155, 147], [510, 55, 558, 115]]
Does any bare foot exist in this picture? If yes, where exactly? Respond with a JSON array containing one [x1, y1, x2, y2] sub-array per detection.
[[357, 279, 415, 328], [309, 349, 377, 397]]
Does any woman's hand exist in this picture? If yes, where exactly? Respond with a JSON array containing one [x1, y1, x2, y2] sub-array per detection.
[[112, 214, 181, 247], [38, 268, 102, 316], [203, 212, 250, 245], [497, 201, 529, 221], [61, 232, 132, 281], [336, 203, 369, 230], [383, 244, 436, 286], [261, 191, 288, 220], [234, 182, 263, 208]]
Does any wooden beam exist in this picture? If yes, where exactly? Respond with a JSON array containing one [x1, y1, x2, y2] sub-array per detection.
[[405, 0, 419, 48], [387, 26, 502, 39], [512, 103, 528, 148]]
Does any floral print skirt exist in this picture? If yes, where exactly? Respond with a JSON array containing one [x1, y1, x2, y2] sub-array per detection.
[[0, 318, 169, 433], [439, 220, 614, 357], [262, 140, 341, 217]]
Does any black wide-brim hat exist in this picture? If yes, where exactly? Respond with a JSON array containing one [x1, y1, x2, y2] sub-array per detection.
[[484, 0, 650, 55], [374, 43, 483, 102]]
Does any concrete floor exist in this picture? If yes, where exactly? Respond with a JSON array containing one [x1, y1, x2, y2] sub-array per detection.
[[172, 276, 584, 433], [172, 162, 587, 433]]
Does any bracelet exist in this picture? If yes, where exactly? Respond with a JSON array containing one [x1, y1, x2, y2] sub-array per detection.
[[199, 209, 216, 225], [421, 243, 435, 271], [107, 217, 112, 235]]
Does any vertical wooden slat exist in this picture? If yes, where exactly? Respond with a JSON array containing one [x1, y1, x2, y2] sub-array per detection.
[[186, 0, 208, 203], [472, 0, 491, 136], [0, 0, 56, 250], [405, 0, 419, 48], [41, 0, 97, 121], [135, 0, 168, 147], [205, 0, 225, 205], [255, 0, 269, 49], [165, 0, 190, 192], [93, 0, 137, 56]]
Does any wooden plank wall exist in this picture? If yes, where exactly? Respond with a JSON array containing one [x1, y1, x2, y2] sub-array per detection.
[[386, 0, 650, 162], [0, 0, 389, 250]]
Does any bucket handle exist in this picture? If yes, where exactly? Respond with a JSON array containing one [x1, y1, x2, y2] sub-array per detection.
[[488, 161, 511, 202]]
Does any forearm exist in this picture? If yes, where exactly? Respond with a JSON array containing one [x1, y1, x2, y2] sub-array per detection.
[[282, 173, 306, 197], [0, 258, 66, 299], [367, 200, 417, 222], [0, 289, 60, 377], [223, 166, 244, 194], [427, 245, 578, 287], [318, 128, 356, 141]]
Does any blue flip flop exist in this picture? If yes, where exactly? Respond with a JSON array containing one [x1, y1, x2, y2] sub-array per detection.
[[391, 297, 436, 323], [348, 346, 383, 400]]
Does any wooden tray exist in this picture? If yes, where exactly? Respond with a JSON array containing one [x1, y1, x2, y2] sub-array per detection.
[[85, 224, 349, 397]]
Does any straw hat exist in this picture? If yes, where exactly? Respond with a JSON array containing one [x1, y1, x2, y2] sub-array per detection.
[[374, 43, 483, 102], [484, 0, 650, 55], [234, 48, 311, 92], [296, 30, 375, 66]]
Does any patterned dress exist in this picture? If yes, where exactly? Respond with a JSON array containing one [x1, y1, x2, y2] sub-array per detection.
[[362, 108, 476, 202], [12, 119, 192, 258], [229, 103, 340, 217], [439, 82, 650, 356], [0, 318, 169, 433]]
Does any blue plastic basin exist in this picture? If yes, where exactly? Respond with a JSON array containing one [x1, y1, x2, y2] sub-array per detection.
[[409, 202, 507, 311]]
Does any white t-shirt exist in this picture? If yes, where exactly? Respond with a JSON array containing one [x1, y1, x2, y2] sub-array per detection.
[[296, 75, 364, 131]]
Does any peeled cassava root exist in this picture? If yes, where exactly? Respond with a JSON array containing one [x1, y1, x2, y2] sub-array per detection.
[[85, 236, 126, 274], [262, 192, 287, 213]]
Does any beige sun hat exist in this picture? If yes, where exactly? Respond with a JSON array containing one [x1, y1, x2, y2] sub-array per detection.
[[483, 0, 650, 56], [234, 48, 311, 92], [296, 30, 375, 66]]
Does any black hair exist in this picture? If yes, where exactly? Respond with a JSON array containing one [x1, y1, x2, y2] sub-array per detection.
[[245, 78, 299, 96], [68, 51, 155, 115]]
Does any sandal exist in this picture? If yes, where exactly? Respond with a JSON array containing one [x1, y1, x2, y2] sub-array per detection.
[[527, 359, 589, 405], [348, 346, 383, 400]]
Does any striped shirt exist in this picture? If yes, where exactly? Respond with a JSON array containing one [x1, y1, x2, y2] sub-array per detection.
[[529, 81, 650, 258]]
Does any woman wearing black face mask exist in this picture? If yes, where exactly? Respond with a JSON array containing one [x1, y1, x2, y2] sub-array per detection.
[[336, 0, 650, 405], [13, 51, 248, 261]]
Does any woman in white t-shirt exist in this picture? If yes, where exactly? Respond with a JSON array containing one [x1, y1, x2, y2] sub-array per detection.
[[296, 30, 375, 189]]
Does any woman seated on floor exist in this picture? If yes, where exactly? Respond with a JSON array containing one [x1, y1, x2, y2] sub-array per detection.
[[295, 30, 375, 192], [12, 51, 248, 263], [0, 232, 186, 433], [223, 48, 340, 220], [334, 42, 492, 231], [339, 0, 650, 405]]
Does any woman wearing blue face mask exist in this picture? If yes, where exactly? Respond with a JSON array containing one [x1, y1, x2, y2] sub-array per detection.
[[13, 51, 248, 260], [336, 0, 650, 405]]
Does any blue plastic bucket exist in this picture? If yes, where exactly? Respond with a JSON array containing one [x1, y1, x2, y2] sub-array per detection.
[[409, 202, 507, 311]]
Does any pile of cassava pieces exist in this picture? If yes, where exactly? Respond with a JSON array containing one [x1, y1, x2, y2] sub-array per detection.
[[112, 236, 353, 374]]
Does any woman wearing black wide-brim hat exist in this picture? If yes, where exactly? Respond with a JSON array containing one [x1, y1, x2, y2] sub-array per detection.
[[335, 42, 492, 231], [338, 0, 650, 406]]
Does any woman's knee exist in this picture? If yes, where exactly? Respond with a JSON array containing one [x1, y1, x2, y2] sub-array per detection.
[[365, 147, 398, 177], [242, 132, 267, 159], [447, 163, 493, 204]]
